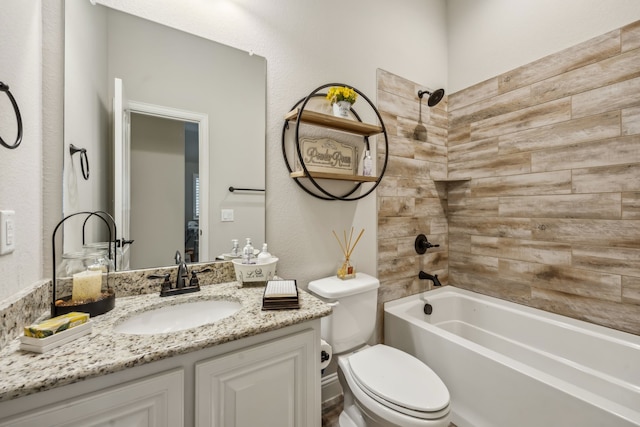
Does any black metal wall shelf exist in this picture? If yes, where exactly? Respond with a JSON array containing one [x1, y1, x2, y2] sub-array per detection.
[[281, 83, 388, 201], [433, 178, 471, 183], [289, 170, 379, 182]]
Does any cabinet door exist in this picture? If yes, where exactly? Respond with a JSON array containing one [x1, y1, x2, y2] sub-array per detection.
[[196, 329, 318, 427], [0, 369, 184, 427]]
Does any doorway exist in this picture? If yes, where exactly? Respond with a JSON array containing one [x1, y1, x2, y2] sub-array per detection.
[[112, 79, 210, 270], [129, 114, 201, 268]]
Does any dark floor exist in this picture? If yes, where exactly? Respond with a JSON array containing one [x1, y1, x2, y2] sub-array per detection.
[[321, 395, 457, 426], [321, 395, 343, 427]]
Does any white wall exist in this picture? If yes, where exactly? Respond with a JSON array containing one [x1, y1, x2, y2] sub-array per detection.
[[3, 0, 640, 302], [105, 8, 266, 260], [0, 0, 43, 301], [447, 0, 640, 93], [63, 0, 110, 252], [96, 0, 450, 286]]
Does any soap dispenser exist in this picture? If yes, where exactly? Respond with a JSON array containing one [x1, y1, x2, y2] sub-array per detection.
[[257, 243, 273, 263], [242, 238, 255, 264], [230, 239, 240, 257]]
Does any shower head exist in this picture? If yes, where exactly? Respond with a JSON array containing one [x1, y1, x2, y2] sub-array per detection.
[[418, 88, 445, 107]]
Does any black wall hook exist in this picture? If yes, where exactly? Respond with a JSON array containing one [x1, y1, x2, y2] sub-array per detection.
[[70, 144, 90, 180], [0, 81, 23, 150]]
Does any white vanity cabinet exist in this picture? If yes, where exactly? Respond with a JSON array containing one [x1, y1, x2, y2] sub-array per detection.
[[0, 321, 321, 427], [0, 369, 184, 427], [195, 329, 316, 427]]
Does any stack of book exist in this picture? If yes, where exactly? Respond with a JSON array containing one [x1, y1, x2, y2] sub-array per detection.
[[262, 280, 299, 310]]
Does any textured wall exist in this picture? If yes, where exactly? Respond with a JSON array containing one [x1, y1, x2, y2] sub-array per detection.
[[95, 0, 449, 290], [375, 69, 450, 342], [377, 20, 640, 339], [0, 1, 44, 301], [447, 0, 640, 92], [447, 21, 640, 335]]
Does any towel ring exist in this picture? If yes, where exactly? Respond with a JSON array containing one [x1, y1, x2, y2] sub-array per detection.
[[70, 144, 90, 180], [0, 81, 23, 150]]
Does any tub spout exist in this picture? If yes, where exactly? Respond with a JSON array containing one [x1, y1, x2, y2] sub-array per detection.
[[419, 271, 442, 286]]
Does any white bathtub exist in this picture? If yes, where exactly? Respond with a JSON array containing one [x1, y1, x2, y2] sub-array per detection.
[[384, 286, 640, 427]]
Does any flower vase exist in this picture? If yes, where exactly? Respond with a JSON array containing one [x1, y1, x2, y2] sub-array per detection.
[[337, 258, 356, 280], [332, 101, 352, 118]]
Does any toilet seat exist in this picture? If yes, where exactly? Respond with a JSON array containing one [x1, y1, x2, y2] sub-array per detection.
[[346, 345, 450, 420]]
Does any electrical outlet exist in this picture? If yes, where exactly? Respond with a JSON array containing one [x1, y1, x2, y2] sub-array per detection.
[[0, 210, 16, 255]]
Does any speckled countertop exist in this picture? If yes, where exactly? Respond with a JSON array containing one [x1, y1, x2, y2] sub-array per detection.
[[0, 281, 331, 403]]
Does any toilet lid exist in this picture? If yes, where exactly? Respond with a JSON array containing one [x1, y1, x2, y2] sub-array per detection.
[[348, 345, 450, 417]]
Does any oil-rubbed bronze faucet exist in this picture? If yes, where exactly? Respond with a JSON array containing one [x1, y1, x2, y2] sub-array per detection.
[[175, 250, 189, 289], [148, 250, 206, 297], [419, 271, 442, 287]]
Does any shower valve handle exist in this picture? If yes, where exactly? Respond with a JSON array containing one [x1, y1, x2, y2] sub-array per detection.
[[415, 234, 439, 254]]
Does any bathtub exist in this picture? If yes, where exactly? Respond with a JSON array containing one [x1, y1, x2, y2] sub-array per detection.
[[384, 286, 640, 427]]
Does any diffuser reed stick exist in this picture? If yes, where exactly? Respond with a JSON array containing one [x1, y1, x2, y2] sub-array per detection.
[[333, 228, 364, 279], [332, 230, 347, 257], [348, 228, 365, 259]]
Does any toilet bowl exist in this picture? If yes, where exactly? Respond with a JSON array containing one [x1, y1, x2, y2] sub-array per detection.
[[308, 273, 451, 427], [338, 345, 450, 427]]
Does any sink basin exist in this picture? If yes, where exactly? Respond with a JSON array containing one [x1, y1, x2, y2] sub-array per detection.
[[114, 299, 242, 335]]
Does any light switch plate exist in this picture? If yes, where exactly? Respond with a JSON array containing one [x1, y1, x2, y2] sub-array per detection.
[[0, 210, 16, 255], [221, 209, 234, 222]]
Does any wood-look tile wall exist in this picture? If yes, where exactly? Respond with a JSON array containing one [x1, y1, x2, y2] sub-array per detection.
[[377, 20, 640, 337], [375, 69, 450, 342]]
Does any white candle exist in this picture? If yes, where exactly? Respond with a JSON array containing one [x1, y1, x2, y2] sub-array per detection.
[[72, 269, 102, 301]]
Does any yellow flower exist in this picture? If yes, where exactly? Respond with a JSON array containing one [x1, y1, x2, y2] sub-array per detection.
[[326, 86, 357, 105]]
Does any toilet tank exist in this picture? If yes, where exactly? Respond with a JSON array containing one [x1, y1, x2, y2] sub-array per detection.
[[308, 273, 380, 354]]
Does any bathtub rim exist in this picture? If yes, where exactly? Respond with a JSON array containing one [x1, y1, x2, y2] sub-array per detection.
[[384, 286, 640, 347], [383, 285, 640, 426]]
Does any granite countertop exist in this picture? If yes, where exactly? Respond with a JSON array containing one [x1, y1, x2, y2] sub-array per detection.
[[0, 281, 332, 402]]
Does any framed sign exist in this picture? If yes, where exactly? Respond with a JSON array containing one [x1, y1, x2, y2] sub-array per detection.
[[295, 137, 358, 176]]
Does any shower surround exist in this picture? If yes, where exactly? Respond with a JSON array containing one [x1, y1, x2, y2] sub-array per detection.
[[376, 19, 640, 338]]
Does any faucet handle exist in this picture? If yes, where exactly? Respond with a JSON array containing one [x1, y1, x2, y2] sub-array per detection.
[[148, 273, 172, 293], [415, 234, 439, 254], [189, 268, 212, 287]]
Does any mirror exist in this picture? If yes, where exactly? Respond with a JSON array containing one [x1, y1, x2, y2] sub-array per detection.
[[63, 1, 266, 270]]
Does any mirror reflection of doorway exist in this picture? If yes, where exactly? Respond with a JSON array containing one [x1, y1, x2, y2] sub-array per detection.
[[129, 113, 199, 269]]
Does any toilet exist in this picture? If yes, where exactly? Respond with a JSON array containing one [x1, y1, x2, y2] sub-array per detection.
[[309, 273, 451, 427]]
